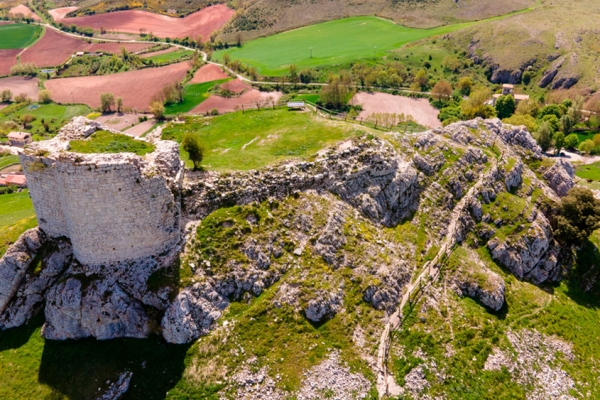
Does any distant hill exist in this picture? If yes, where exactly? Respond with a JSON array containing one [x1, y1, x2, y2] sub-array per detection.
[[48, 0, 534, 40]]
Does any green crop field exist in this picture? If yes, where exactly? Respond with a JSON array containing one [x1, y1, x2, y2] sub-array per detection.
[[576, 161, 600, 182], [164, 79, 228, 115], [0, 24, 44, 49], [214, 10, 533, 76], [161, 108, 366, 171], [146, 49, 193, 64]]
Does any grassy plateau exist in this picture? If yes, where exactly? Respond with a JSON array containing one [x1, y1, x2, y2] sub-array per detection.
[[161, 108, 365, 171], [0, 24, 44, 49], [69, 130, 155, 156]]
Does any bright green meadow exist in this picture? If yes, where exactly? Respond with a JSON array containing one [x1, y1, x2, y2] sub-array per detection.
[[145, 49, 193, 64], [162, 108, 365, 171], [213, 12, 531, 76], [164, 79, 228, 115], [0, 24, 43, 49]]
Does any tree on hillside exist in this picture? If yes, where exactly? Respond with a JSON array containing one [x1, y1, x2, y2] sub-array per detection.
[[182, 132, 203, 170], [460, 87, 495, 119], [495, 94, 516, 119], [1, 89, 12, 103], [413, 69, 428, 91], [150, 101, 164, 120], [288, 64, 299, 83], [555, 187, 600, 245], [100, 93, 115, 112], [38, 89, 51, 104], [116, 97, 123, 113], [502, 114, 537, 133], [10, 62, 37, 77], [516, 98, 539, 117], [560, 114, 573, 135], [431, 80, 452, 102], [320, 73, 352, 110], [535, 121, 553, 152], [564, 133, 579, 149], [554, 132, 565, 156], [579, 139, 594, 155], [19, 113, 35, 129], [457, 76, 472, 96]]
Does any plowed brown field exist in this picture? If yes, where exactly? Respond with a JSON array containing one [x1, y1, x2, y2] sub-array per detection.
[[8, 5, 41, 21], [191, 89, 282, 114], [19, 29, 151, 67], [0, 50, 20, 76], [351, 92, 441, 128], [50, 4, 234, 39], [219, 79, 251, 94], [190, 63, 229, 84], [0, 76, 40, 100], [45, 61, 190, 110]]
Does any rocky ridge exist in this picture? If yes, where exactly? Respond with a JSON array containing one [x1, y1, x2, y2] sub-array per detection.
[[0, 116, 580, 399]]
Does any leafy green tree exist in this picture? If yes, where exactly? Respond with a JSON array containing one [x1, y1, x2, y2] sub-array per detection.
[[38, 89, 51, 104], [1, 89, 12, 102], [100, 92, 115, 112], [457, 76, 472, 96], [538, 104, 563, 119], [495, 94, 516, 119], [502, 114, 537, 133], [560, 114, 573, 135], [413, 69, 428, 90], [541, 114, 560, 133], [555, 187, 600, 245], [288, 64, 299, 83], [149, 101, 164, 120], [116, 97, 123, 113], [535, 121, 553, 152], [522, 71, 532, 85], [579, 139, 594, 155], [516, 98, 539, 117], [554, 132, 565, 156], [182, 132, 204, 170], [460, 87, 495, 119], [564, 133, 579, 149]]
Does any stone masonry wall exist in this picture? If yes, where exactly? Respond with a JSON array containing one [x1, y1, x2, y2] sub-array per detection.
[[19, 117, 183, 265]]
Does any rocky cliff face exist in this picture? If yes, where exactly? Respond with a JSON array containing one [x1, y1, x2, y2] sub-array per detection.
[[0, 116, 579, 398]]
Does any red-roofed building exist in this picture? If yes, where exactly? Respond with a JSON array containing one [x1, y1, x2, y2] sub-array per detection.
[[0, 174, 27, 187]]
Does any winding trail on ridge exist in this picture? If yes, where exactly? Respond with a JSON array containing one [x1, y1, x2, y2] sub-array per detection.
[[375, 158, 497, 397]]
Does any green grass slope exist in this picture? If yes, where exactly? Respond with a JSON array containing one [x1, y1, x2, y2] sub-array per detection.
[[0, 190, 36, 257], [164, 79, 228, 115], [0, 24, 43, 49], [215, 16, 479, 76]]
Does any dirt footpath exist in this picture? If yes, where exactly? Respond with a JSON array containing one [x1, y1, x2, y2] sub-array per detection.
[[351, 92, 442, 128]]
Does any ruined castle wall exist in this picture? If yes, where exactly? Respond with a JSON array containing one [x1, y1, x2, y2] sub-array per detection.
[[22, 158, 68, 238], [20, 130, 183, 265]]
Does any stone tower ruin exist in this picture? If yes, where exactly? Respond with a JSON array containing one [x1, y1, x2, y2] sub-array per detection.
[[19, 117, 183, 265]]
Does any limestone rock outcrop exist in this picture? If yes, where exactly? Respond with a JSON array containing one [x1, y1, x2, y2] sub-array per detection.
[[185, 138, 420, 227], [161, 282, 229, 344], [487, 211, 561, 285], [543, 159, 575, 197]]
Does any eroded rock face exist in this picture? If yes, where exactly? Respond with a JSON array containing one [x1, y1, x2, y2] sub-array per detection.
[[185, 138, 420, 227], [543, 159, 575, 197], [454, 271, 506, 311], [487, 211, 561, 285], [0, 238, 72, 329], [0, 228, 44, 315], [161, 282, 229, 344], [304, 290, 343, 322]]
